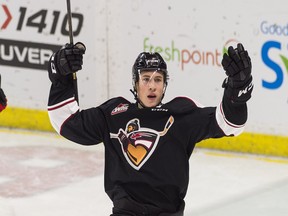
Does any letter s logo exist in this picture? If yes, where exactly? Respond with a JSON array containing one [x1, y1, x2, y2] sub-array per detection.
[[261, 41, 283, 89]]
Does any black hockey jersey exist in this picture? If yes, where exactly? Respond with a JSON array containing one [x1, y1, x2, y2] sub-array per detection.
[[48, 82, 247, 214]]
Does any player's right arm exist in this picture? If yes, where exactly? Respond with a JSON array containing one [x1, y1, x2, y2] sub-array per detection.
[[47, 43, 105, 145]]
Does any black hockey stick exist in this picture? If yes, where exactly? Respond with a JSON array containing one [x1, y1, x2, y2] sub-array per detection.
[[66, 0, 73, 44], [66, 0, 79, 103]]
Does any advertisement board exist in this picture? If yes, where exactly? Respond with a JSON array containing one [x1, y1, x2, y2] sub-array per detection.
[[0, 0, 287, 156]]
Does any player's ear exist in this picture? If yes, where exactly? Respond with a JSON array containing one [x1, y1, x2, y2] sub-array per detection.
[[163, 82, 167, 93], [135, 82, 139, 91]]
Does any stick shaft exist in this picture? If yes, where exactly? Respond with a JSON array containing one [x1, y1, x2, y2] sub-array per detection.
[[66, 0, 79, 103], [66, 0, 74, 44]]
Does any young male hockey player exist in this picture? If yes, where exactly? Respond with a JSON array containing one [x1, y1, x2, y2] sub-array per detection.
[[47, 43, 253, 216], [0, 75, 7, 112]]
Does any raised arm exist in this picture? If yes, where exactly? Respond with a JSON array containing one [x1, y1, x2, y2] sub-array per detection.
[[217, 43, 253, 136], [47, 43, 105, 145]]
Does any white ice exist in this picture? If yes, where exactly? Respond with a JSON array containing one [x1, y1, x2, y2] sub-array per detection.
[[0, 128, 287, 216]]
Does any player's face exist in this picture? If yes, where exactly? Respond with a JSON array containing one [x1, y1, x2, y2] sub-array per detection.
[[136, 71, 165, 107]]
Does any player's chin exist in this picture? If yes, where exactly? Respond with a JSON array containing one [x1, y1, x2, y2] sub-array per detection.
[[144, 97, 161, 107]]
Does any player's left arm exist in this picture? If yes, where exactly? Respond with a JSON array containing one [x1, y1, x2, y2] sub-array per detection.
[[216, 43, 253, 136]]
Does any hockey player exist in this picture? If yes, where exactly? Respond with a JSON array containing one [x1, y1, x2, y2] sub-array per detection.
[[0, 75, 7, 112], [47, 43, 253, 216], [0, 89, 6, 112]]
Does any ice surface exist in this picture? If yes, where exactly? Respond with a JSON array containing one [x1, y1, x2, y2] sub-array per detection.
[[0, 128, 288, 216]]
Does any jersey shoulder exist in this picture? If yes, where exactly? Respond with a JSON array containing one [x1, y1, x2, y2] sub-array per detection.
[[99, 96, 132, 113], [164, 96, 204, 109]]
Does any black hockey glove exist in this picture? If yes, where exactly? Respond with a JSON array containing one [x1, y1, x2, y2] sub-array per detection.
[[0, 88, 7, 112], [48, 42, 86, 85], [221, 43, 253, 104]]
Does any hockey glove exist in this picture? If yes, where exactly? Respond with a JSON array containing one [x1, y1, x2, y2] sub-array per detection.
[[48, 42, 86, 85], [221, 43, 253, 104], [0, 88, 7, 112]]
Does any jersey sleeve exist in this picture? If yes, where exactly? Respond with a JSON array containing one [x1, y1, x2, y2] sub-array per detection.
[[215, 96, 247, 136], [168, 96, 246, 139], [0, 88, 7, 112], [47, 83, 106, 145]]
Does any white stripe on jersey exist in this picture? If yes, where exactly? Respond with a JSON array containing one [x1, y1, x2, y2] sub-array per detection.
[[215, 102, 245, 136], [48, 97, 79, 134]]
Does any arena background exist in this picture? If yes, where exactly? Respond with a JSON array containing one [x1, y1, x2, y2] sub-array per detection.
[[0, 0, 288, 157]]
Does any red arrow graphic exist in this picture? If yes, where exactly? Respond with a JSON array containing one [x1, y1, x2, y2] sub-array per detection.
[[1, 4, 12, 30]]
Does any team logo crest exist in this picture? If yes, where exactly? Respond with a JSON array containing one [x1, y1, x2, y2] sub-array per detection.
[[110, 116, 174, 170], [111, 103, 129, 115]]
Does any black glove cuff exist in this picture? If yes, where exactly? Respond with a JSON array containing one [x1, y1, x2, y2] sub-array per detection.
[[223, 76, 253, 105]]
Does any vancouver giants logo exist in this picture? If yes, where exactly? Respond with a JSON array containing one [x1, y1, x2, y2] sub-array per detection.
[[110, 116, 174, 170]]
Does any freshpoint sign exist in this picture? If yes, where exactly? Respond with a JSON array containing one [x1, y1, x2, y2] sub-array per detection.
[[143, 37, 222, 70]]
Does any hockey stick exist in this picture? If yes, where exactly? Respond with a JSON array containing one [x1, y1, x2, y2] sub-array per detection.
[[110, 116, 174, 138], [159, 116, 174, 136], [66, 0, 79, 103], [66, 0, 73, 44]]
